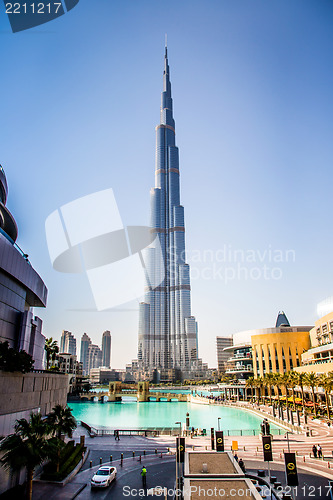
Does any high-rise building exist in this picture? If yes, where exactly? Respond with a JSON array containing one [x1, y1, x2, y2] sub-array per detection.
[[87, 343, 102, 374], [0, 165, 47, 369], [60, 330, 76, 356], [80, 333, 91, 376], [102, 330, 111, 368], [137, 46, 198, 372], [216, 336, 233, 375]]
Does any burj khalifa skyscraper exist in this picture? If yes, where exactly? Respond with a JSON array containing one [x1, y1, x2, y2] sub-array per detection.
[[138, 46, 198, 372]]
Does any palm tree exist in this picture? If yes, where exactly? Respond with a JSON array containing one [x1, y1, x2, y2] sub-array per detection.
[[304, 372, 319, 418], [272, 373, 282, 404], [318, 373, 333, 421], [245, 376, 255, 402], [47, 404, 77, 441], [279, 372, 290, 401], [294, 371, 306, 414], [256, 376, 265, 404], [288, 371, 299, 410], [44, 338, 59, 370], [0, 413, 53, 500], [263, 373, 275, 406]]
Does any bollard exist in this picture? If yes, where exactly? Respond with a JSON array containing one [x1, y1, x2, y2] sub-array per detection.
[[121, 453, 123, 467], [160, 452, 162, 458], [296, 451, 298, 456], [243, 446, 246, 451], [100, 457, 102, 465], [133, 451, 135, 458], [328, 462, 331, 468], [143, 450, 146, 455], [167, 447, 170, 453], [110, 455, 112, 462], [193, 446, 195, 450], [155, 449, 157, 454], [90, 460, 92, 468], [256, 446, 258, 452], [303, 456, 306, 462], [205, 446, 207, 450]]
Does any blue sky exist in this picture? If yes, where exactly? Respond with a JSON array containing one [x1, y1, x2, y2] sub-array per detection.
[[1, 0, 333, 367]]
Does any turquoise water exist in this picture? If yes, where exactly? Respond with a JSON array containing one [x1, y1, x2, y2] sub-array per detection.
[[68, 400, 280, 433]]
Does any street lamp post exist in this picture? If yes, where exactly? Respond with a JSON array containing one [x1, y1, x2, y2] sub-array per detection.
[[218, 417, 221, 431], [175, 421, 182, 495], [285, 431, 291, 453]]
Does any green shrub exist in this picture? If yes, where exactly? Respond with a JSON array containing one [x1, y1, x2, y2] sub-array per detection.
[[41, 443, 85, 481]]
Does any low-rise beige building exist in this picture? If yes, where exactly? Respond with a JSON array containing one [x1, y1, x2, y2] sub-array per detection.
[[294, 311, 333, 375]]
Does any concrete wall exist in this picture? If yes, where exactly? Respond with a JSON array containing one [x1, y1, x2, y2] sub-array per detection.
[[0, 371, 69, 495], [0, 370, 69, 436]]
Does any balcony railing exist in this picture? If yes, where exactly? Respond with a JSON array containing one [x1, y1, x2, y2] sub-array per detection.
[[226, 366, 254, 373]]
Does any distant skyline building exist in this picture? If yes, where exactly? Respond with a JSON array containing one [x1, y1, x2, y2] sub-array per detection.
[[80, 333, 91, 376], [137, 46, 198, 372], [216, 336, 233, 375], [102, 330, 111, 368], [60, 330, 76, 356], [87, 343, 103, 374]]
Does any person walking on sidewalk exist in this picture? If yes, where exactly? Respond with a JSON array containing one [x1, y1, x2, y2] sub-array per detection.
[[317, 444, 323, 458], [141, 466, 147, 488], [238, 458, 246, 473], [312, 444, 317, 458]]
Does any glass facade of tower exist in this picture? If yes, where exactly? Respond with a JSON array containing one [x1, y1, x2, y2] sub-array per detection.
[[138, 48, 198, 371]]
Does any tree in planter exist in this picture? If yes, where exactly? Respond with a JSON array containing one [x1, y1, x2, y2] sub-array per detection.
[[0, 341, 34, 373], [44, 338, 59, 370], [0, 413, 54, 500], [47, 404, 77, 441]]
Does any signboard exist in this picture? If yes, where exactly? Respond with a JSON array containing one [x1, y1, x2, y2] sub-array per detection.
[[262, 435, 273, 462], [215, 431, 224, 452], [211, 428, 215, 450], [232, 440, 238, 451], [176, 437, 185, 463], [284, 452, 298, 486]]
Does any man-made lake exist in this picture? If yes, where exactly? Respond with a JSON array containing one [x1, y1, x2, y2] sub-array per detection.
[[69, 399, 282, 435]]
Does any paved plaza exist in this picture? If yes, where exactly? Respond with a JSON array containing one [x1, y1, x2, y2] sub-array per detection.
[[31, 402, 333, 499]]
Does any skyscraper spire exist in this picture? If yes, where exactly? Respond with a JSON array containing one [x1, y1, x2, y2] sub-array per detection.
[[138, 47, 198, 374]]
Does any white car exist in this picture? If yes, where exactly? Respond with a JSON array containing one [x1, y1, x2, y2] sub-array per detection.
[[91, 466, 117, 488]]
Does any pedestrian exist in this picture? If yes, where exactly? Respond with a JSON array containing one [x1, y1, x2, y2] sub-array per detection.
[[238, 458, 246, 473], [317, 444, 322, 458], [234, 453, 239, 462], [312, 444, 317, 458], [114, 430, 120, 441], [141, 466, 147, 488]]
